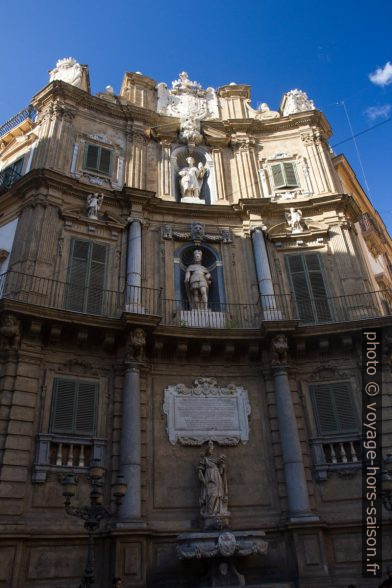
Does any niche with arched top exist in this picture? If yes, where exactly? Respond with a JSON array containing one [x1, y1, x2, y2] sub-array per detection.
[[173, 244, 226, 311], [171, 146, 215, 204]]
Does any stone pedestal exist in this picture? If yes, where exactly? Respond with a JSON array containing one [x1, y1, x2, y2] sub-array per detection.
[[180, 310, 226, 328], [181, 196, 205, 205]]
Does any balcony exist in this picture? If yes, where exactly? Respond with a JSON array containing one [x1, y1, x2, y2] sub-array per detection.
[[32, 433, 106, 483], [0, 166, 22, 192], [0, 105, 36, 139], [0, 270, 390, 329], [310, 434, 362, 481]]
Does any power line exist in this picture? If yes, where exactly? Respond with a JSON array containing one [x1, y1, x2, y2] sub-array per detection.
[[331, 115, 392, 148]]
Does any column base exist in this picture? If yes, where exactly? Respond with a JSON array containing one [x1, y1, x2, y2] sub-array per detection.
[[288, 513, 320, 524]]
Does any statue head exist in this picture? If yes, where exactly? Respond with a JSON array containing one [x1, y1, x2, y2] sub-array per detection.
[[206, 440, 214, 455], [186, 156, 195, 166], [193, 249, 203, 263]]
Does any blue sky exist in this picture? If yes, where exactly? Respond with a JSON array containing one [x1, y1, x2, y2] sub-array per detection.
[[1, 0, 391, 232]]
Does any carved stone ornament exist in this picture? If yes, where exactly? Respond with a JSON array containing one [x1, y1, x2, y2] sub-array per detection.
[[280, 89, 316, 116], [125, 328, 146, 363], [177, 530, 268, 560], [0, 313, 21, 352], [49, 57, 83, 89], [162, 222, 232, 244], [271, 335, 288, 365], [255, 102, 280, 120], [163, 378, 251, 446], [285, 208, 308, 234], [156, 72, 219, 130]]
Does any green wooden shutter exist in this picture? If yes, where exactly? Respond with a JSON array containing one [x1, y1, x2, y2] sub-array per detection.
[[305, 254, 332, 322], [86, 243, 107, 314], [271, 164, 285, 188], [98, 148, 112, 175], [66, 240, 89, 312], [85, 145, 99, 171], [283, 162, 298, 187], [286, 255, 315, 322], [51, 379, 77, 433], [311, 383, 358, 436], [75, 382, 97, 434], [286, 254, 331, 323], [51, 378, 97, 435], [66, 240, 107, 315]]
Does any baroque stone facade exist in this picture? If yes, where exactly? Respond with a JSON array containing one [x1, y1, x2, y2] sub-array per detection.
[[0, 58, 391, 587]]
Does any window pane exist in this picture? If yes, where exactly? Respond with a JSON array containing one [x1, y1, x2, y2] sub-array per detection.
[[311, 383, 358, 436], [98, 148, 111, 175], [85, 145, 99, 171], [311, 384, 338, 435], [86, 243, 106, 314], [66, 240, 89, 312]]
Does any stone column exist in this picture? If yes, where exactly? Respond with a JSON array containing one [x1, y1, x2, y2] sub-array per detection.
[[211, 148, 227, 201], [119, 330, 145, 520], [271, 335, 318, 522], [126, 218, 142, 310], [251, 227, 281, 320], [159, 140, 173, 200]]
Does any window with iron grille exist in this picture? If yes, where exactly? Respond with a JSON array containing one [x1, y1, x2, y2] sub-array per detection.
[[50, 378, 98, 436], [83, 144, 112, 176]]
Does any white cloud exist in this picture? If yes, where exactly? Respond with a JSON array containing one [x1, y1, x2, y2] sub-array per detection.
[[369, 61, 392, 86], [365, 104, 392, 121]]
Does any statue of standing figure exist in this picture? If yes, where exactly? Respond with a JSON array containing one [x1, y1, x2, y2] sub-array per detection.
[[184, 249, 211, 309], [86, 193, 104, 219], [179, 157, 206, 199], [198, 440, 229, 528]]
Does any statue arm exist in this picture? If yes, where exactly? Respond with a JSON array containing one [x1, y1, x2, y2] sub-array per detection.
[[185, 269, 191, 283]]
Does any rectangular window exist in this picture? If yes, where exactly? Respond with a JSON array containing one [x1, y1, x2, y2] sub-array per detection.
[[65, 239, 107, 314], [285, 253, 332, 323], [50, 378, 98, 436], [83, 144, 112, 176], [271, 162, 298, 189], [310, 382, 359, 436]]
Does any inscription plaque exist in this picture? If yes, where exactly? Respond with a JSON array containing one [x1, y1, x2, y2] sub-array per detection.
[[163, 378, 251, 446]]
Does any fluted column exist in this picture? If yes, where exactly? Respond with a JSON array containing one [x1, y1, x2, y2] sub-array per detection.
[[251, 227, 281, 319], [232, 135, 261, 199], [271, 336, 318, 522], [159, 139, 173, 200], [126, 218, 142, 309]]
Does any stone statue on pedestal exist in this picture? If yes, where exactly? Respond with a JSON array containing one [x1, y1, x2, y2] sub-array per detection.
[[198, 440, 229, 529], [184, 250, 211, 309], [86, 193, 103, 219], [179, 157, 206, 199]]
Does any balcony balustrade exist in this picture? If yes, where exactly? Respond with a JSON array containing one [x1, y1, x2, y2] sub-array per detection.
[[310, 434, 362, 481], [32, 434, 106, 483], [0, 270, 390, 328]]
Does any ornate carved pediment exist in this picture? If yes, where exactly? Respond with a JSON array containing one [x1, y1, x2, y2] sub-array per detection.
[[267, 216, 329, 242], [61, 206, 126, 229], [308, 363, 348, 380]]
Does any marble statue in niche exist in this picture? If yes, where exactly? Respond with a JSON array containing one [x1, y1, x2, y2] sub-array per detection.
[[198, 440, 229, 525], [184, 249, 211, 309], [179, 156, 206, 199], [86, 193, 103, 220]]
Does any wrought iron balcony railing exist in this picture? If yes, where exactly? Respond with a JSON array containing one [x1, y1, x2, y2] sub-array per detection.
[[0, 167, 22, 191], [0, 105, 36, 138], [0, 270, 390, 328]]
